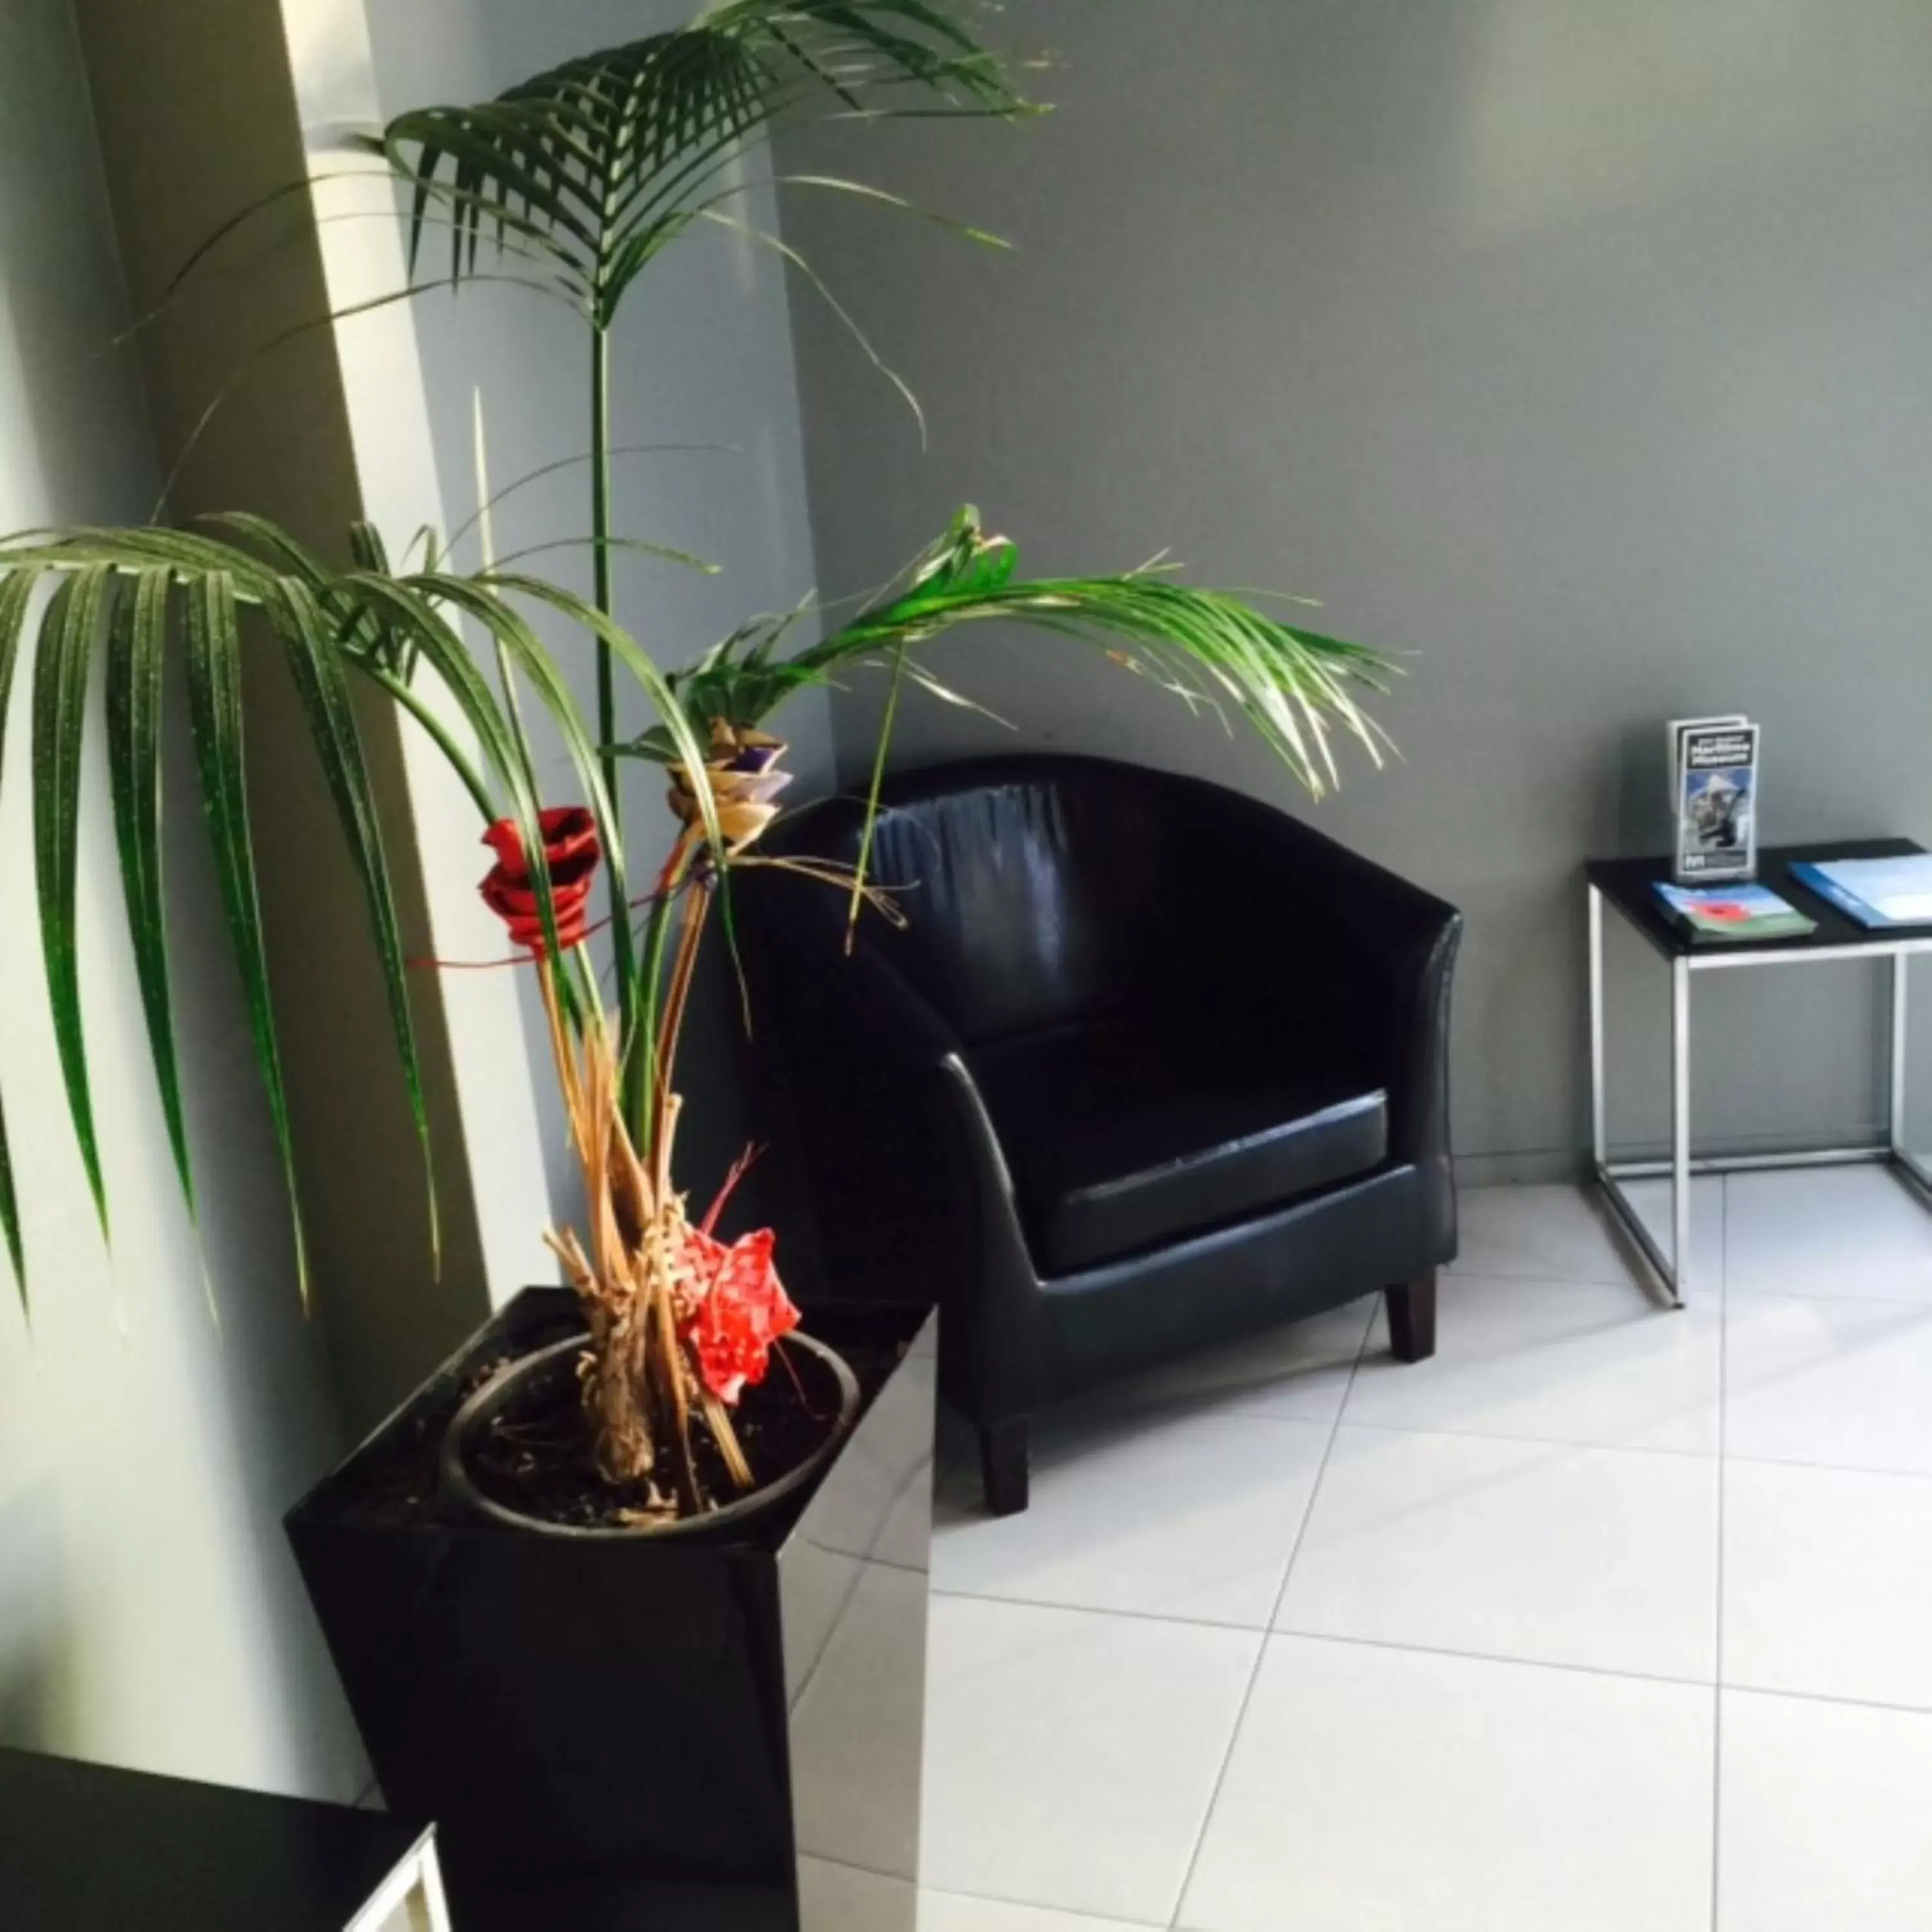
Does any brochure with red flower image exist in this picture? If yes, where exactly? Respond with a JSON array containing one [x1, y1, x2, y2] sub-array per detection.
[[1653, 880, 1816, 942]]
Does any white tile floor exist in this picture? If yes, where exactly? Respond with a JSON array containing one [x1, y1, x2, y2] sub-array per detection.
[[912, 1166, 1932, 1930]]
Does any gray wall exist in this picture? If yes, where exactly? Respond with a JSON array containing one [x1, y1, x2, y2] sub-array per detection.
[[777, 0, 1932, 1176], [365, 0, 828, 1219], [0, 0, 366, 1799]]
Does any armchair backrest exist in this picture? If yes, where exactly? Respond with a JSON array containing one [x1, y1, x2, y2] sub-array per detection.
[[761, 755, 1241, 1046]]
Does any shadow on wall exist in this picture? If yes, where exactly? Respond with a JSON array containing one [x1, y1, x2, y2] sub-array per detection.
[[1609, 719, 1674, 858], [149, 675, 373, 1801], [0, 0, 155, 532]]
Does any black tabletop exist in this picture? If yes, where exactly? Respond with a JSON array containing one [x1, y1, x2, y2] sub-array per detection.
[[0, 1747, 424, 1931], [1587, 838, 1932, 960]]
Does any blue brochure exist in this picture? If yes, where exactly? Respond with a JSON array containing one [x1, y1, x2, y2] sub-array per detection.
[[1790, 857, 1932, 929]]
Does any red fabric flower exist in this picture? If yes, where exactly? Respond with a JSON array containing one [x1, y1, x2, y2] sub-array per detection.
[[478, 806, 601, 955], [678, 1226, 800, 1405]]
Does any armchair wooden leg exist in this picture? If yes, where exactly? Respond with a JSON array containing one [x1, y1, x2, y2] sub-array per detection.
[[1386, 1271, 1438, 1363], [979, 1418, 1030, 1517]]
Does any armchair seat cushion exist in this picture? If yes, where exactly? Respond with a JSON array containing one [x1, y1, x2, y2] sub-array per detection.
[[969, 1005, 1388, 1276]]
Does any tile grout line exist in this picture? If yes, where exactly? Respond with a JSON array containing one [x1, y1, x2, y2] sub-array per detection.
[[808, 1850, 1169, 1932], [1260, 1633, 1932, 1721], [1045, 1398, 1718, 1469], [1709, 1173, 1730, 1932], [1721, 1448, 1932, 1482], [920, 1873, 1164, 1929], [1261, 1623, 1712, 1693], [1104, 1410, 1932, 1481], [1036, 1408, 1932, 1487], [1719, 1679, 1932, 1723], [1332, 1416, 1715, 1463], [1722, 1283, 1932, 1310], [927, 1581, 1932, 1710], [927, 1585, 1726, 1691], [1457, 1202, 1932, 1311], [1162, 1300, 1375, 1930]]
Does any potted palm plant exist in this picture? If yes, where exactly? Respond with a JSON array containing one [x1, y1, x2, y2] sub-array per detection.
[[0, 3, 1393, 1926]]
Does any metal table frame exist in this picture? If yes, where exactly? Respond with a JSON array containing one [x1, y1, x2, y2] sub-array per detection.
[[1588, 883, 1932, 1303], [347, 1829, 453, 1932]]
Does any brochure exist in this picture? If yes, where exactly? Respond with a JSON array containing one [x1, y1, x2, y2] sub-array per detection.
[[1673, 720, 1758, 882], [1653, 881, 1816, 942], [1789, 856, 1932, 929], [1667, 715, 1746, 814]]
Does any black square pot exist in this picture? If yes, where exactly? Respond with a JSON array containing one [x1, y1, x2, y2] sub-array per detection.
[[286, 1289, 934, 1932]]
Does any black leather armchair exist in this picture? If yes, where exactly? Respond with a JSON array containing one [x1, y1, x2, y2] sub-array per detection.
[[744, 755, 1462, 1514]]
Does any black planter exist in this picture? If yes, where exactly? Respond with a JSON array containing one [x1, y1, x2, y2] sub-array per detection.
[[287, 1289, 935, 1932]]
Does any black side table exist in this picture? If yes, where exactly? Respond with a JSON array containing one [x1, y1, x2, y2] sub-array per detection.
[[1586, 838, 1932, 1303], [0, 1746, 450, 1931]]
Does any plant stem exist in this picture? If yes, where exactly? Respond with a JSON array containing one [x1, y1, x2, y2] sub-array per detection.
[[626, 826, 697, 1150], [650, 874, 714, 1173], [589, 321, 643, 1070], [846, 643, 907, 949], [591, 324, 618, 800]]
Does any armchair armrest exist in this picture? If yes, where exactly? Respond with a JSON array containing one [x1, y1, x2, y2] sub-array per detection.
[[818, 935, 964, 1070], [738, 856, 963, 1072], [737, 883, 1047, 1419], [829, 943, 1045, 1413]]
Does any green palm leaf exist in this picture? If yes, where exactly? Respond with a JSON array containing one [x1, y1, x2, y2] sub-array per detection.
[[618, 507, 1397, 938], [0, 516, 721, 1300], [182, 573, 311, 1304], [0, 569, 37, 1303], [104, 567, 196, 1222], [330, 573, 564, 955], [0, 1103, 20, 1316], [33, 565, 114, 1238], [372, 0, 1034, 327], [265, 576, 440, 1270], [631, 508, 1394, 804], [785, 509, 1394, 799]]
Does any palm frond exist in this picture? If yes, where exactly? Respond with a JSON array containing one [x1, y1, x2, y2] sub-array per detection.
[[629, 508, 1394, 802], [0, 571, 36, 1305], [105, 569, 196, 1227], [372, 0, 1036, 327], [650, 507, 1397, 934], [265, 576, 439, 1273], [0, 519, 721, 1300], [33, 566, 114, 1239], [813, 510, 1394, 796], [692, 207, 928, 439], [182, 573, 312, 1302], [0, 1100, 21, 1317]]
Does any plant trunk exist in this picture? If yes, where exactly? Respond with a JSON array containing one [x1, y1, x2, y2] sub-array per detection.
[[538, 868, 743, 1512], [589, 320, 641, 1068], [590, 322, 618, 807]]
